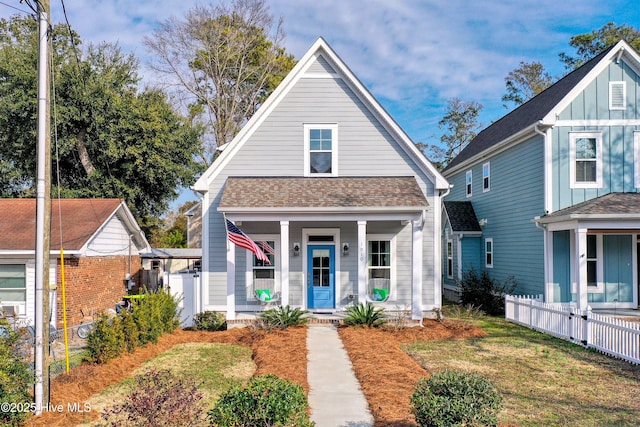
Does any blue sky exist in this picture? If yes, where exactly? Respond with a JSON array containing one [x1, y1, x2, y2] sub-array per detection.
[[2, 0, 640, 207]]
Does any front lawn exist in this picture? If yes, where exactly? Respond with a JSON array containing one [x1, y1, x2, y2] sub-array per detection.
[[404, 315, 640, 426]]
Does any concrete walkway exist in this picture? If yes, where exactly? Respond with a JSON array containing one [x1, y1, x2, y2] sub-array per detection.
[[307, 325, 374, 427]]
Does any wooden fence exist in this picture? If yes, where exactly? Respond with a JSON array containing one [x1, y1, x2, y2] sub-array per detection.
[[505, 295, 640, 364]]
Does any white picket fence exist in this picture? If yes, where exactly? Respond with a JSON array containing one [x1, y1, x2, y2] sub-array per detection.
[[504, 295, 640, 364]]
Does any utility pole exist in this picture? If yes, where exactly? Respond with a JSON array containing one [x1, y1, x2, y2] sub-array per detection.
[[34, 0, 52, 414]]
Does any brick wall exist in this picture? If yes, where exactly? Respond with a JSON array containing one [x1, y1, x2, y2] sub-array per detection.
[[54, 255, 142, 326]]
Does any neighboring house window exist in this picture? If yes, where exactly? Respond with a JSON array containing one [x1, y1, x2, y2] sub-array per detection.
[[586, 234, 604, 293], [304, 124, 338, 176], [446, 240, 453, 279], [609, 81, 626, 110], [482, 162, 490, 192], [246, 238, 277, 300], [0, 264, 26, 303], [570, 132, 602, 188], [465, 170, 472, 197], [634, 132, 640, 187], [485, 238, 493, 268]]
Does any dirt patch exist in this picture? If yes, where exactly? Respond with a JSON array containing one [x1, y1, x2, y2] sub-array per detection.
[[339, 320, 486, 427], [26, 327, 308, 427]]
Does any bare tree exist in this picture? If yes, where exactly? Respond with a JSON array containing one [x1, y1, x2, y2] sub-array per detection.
[[438, 98, 483, 166], [502, 61, 554, 108], [145, 0, 296, 166]]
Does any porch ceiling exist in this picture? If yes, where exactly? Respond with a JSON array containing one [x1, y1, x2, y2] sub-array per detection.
[[218, 177, 429, 212]]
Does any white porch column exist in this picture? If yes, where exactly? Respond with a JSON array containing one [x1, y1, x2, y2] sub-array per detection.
[[226, 242, 236, 320], [357, 220, 367, 303], [280, 221, 290, 306], [575, 228, 588, 310], [412, 219, 423, 320]]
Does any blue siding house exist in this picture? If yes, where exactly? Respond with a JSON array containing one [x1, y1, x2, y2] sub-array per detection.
[[193, 38, 449, 320], [443, 40, 640, 310]]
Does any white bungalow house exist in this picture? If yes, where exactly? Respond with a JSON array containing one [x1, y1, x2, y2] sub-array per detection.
[[192, 37, 449, 320]]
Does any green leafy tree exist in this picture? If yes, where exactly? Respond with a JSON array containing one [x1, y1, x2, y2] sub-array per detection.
[[145, 0, 296, 166], [438, 98, 483, 167], [502, 61, 554, 108], [0, 15, 202, 233], [559, 22, 640, 70]]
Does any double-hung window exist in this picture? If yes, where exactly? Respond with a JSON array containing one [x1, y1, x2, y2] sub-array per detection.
[[482, 162, 490, 192], [446, 240, 453, 279], [0, 264, 26, 303], [465, 170, 472, 197], [367, 236, 394, 300], [304, 124, 338, 176], [485, 238, 493, 268], [245, 238, 277, 300], [586, 234, 604, 293], [570, 132, 602, 188]]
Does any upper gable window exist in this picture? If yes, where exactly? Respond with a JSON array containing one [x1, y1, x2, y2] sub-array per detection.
[[304, 124, 338, 176], [482, 162, 490, 192], [570, 132, 602, 188], [465, 170, 472, 197], [609, 81, 626, 110]]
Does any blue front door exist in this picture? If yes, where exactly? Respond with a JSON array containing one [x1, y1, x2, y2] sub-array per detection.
[[307, 245, 335, 309]]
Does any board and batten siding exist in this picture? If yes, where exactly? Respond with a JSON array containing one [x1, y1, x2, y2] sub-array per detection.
[[551, 61, 640, 211], [445, 135, 545, 295], [205, 54, 439, 307]]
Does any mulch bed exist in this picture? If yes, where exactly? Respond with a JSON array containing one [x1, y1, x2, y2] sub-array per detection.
[[339, 319, 487, 427], [25, 326, 308, 427]]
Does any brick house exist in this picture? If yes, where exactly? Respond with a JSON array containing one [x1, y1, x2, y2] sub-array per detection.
[[0, 198, 151, 327]]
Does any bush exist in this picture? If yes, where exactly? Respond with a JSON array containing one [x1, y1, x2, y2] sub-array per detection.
[[101, 369, 204, 427], [132, 290, 180, 345], [208, 374, 313, 427], [119, 310, 139, 353], [258, 305, 310, 330], [411, 370, 502, 427], [0, 318, 32, 426], [343, 302, 385, 327], [193, 311, 227, 331], [458, 268, 517, 315], [87, 314, 125, 364]]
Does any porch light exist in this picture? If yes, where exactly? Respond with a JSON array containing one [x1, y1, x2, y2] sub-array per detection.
[[293, 243, 300, 256], [342, 243, 350, 256]]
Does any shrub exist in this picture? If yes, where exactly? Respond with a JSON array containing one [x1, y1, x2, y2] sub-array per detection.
[[0, 318, 32, 426], [87, 314, 125, 364], [411, 370, 502, 427], [101, 369, 205, 427], [343, 302, 385, 327], [458, 268, 517, 315], [193, 311, 227, 331], [258, 305, 310, 330], [119, 310, 139, 353], [208, 374, 313, 427], [132, 290, 180, 345]]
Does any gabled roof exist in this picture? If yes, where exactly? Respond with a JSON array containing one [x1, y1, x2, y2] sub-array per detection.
[[0, 198, 150, 252], [218, 177, 429, 212], [536, 192, 640, 224], [443, 201, 482, 233], [444, 40, 640, 173], [192, 37, 448, 192]]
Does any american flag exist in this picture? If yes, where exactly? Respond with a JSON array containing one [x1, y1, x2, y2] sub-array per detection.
[[226, 219, 270, 264], [257, 241, 275, 256]]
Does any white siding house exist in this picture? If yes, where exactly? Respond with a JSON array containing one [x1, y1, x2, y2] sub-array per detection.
[[193, 38, 449, 320]]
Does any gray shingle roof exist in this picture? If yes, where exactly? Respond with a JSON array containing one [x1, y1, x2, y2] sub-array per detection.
[[218, 177, 429, 210], [443, 201, 481, 232], [444, 45, 617, 172], [541, 193, 640, 219]]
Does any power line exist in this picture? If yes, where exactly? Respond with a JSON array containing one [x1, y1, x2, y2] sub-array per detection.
[[0, 0, 32, 15]]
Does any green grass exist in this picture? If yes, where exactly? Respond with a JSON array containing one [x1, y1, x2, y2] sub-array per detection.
[[405, 315, 640, 426], [78, 342, 254, 426]]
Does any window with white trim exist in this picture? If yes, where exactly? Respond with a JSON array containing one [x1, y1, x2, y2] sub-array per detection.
[[446, 239, 453, 279], [634, 132, 640, 188], [465, 170, 472, 197], [586, 234, 604, 293], [482, 162, 490, 192], [245, 237, 278, 301], [485, 238, 493, 268], [0, 264, 26, 302], [367, 235, 395, 300], [570, 132, 602, 188], [609, 81, 626, 110], [304, 124, 338, 176]]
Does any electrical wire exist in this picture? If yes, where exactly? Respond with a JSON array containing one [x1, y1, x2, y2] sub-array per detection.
[[0, 0, 32, 15]]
